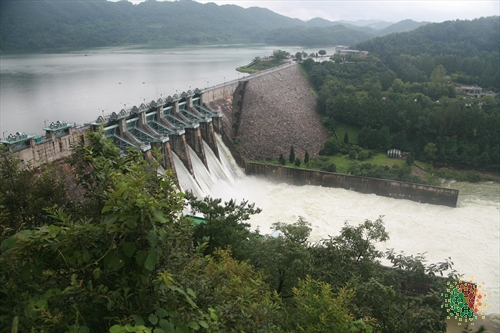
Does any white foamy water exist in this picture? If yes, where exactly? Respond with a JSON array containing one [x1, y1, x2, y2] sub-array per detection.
[[176, 139, 500, 318]]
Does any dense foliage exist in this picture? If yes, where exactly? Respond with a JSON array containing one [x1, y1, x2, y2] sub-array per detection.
[[0, 130, 461, 332], [303, 17, 500, 171]]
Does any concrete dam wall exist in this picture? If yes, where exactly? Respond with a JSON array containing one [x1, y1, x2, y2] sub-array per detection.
[[1, 63, 459, 207], [245, 162, 459, 207]]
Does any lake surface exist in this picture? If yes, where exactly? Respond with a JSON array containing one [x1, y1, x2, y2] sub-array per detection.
[[0, 44, 319, 136], [1, 44, 499, 325]]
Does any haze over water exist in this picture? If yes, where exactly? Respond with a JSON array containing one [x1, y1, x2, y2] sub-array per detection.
[[2, 45, 499, 326]]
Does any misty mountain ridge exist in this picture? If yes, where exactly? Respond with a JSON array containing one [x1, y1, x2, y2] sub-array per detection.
[[336, 19, 394, 30], [0, 0, 483, 51], [305, 17, 429, 36], [376, 19, 430, 36]]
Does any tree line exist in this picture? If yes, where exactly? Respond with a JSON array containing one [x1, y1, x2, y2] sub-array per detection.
[[0, 129, 463, 332]]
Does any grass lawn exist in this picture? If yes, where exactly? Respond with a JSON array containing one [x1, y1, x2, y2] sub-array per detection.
[[333, 122, 360, 144], [254, 152, 415, 174], [320, 153, 407, 173], [236, 60, 286, 73]]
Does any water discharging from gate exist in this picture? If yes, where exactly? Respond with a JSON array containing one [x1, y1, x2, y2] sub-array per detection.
[[173, 136, 500, 329]]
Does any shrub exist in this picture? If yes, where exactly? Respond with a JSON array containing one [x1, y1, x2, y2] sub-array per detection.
[[322, 138, 341, 155], [464, 171, 482, 182], [358, 150, 370, 161], [278, 154, 286, 165], [321, 163, 337, 173], [348, 150, 358, 160]]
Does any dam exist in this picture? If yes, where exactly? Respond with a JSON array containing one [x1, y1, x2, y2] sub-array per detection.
[[0, 63, 458, 207]]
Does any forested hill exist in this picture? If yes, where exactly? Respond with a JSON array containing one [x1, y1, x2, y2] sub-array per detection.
[[352, 16, 499, 87], [0, 0, 303, 50], [2, 0, 429, 51], [355, 16, 499, 59], [303, 16, 499, 173]]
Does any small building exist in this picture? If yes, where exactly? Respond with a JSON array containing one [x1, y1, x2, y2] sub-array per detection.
[[336, 49, 369, 56], [457, 86, 483, 96], [387, 149, 402, 158]]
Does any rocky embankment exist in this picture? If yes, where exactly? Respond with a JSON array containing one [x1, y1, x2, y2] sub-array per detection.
[[231, 64, 329, 161]]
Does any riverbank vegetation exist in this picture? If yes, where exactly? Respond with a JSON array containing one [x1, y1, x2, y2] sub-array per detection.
[[1, 130, 463, 332], [297, 16, 499, 182]]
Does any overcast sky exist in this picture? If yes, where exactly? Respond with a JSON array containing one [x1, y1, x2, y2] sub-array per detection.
[[127, 0, 498, 23]]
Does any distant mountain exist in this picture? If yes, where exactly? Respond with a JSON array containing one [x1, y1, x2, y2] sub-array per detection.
[[336, 19, 394, 30], [305, 17, 335, 28], [265, 25, 374, 46], [376, 19, 430, 36]]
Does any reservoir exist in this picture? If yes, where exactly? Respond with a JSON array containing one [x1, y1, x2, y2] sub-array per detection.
[[1, 45, 499, 324], [0, 44, 318, 136]]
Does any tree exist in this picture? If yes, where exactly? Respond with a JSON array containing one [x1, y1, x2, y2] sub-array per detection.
[[430, 64, 447, 83], [344, 132, 349, 144], [179, 249, 283, 333], [304, 151, 310, 164], [272, 49, 288, 62], [424, 142, 438, 161], [0, 145, 71, 240], [318, 49, 327, 56], [294, 157, 301, 167], [0, 129, 207, 332], [289, 145, 295, 163], [406, 152, 414, 166], [295, 51, 302, 62], [278, 153, 286, 165], [282, 277, 373, 333], [321, 138, 341, 155], [185, 192, 261, 258], [246, 218, 313, 296]]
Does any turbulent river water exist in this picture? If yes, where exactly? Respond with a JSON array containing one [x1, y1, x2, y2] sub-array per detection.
[[1, 44, 499, 330]]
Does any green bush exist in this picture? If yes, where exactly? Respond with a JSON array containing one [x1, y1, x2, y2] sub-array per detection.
[[321, 138, 341, 156], [278, 154, 286, 165], [321, 163, 337, 173], [464, 170, 482, 182], [348, 150, 358, 160], [358, 150, 370, 161]]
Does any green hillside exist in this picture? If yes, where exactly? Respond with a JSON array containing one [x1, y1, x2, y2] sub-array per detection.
[[0, 0, 301, 50], [0, 0, 434, 51], [304, 16, 500, 175]]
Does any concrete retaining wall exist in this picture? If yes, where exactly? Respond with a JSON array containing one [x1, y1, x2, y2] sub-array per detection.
[[245, 162, 459, 207], [202, 82, 239, 103], [15, 126, 89, 168]]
